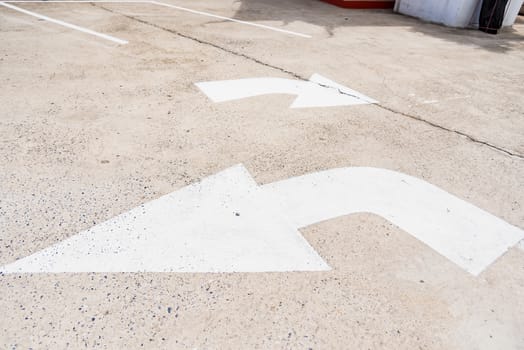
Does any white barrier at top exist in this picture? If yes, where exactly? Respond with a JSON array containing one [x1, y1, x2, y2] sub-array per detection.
[[394, 0, 523, 28]]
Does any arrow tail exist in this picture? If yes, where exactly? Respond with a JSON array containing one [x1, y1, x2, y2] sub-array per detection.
[[195, 78, 303, 103], [261, 167, 524, 275]]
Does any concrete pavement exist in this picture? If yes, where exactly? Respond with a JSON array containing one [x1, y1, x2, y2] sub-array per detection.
[[1, 0, 523, 348]]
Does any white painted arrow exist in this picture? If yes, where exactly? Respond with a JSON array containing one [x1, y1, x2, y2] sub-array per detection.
[[1, 165, 522, 275], [195, 74, 378, 108]]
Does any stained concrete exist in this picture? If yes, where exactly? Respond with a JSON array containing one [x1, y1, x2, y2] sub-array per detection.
[[0, 0, 523, 348]]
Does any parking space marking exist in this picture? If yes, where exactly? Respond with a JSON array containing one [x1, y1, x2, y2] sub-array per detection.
[[149, 1, 312, 38], [1, 165, 522, 275], [3, 0, 312, 38], [196, 73, 377, 108], [0, 1, 128, 44]]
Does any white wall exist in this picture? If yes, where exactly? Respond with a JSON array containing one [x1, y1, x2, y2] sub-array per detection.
[[395, 0, 523, 28]]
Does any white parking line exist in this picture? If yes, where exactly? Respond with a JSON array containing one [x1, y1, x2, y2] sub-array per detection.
[[149, 1, 312, 38], [0, 1, 128, 44], [2, 0, 312, 38]]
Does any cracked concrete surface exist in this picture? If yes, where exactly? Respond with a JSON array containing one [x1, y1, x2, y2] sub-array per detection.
[[93, 1, 524, 160], [98, 2, 524, 159], [1, 0, 523, 349]]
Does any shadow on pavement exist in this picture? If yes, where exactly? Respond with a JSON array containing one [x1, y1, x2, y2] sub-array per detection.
[[230, 0, 524, 53]]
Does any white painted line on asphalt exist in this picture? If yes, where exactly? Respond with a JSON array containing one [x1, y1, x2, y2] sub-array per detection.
[[3, 0, 312, 38], [196, 73, 377, 108], [149, 0, 312, 38], [1, 165, 522, 275], [262, 167, 524, 276], [0, 1, 128, 44]]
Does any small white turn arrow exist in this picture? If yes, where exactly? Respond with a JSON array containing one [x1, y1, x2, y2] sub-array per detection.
[[195, 74, 378, 108], [1, 165, 522, 275]]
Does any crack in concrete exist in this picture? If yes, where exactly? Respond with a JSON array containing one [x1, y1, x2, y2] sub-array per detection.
[[96, 4, 524, 160], [315, 83, 364, 101], [376, 105, 524, 160], [94, 4, 304, 79]]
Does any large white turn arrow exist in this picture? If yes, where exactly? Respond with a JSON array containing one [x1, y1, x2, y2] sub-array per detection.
[[195, 74, 378, 108], [1, 165, 522, 275]]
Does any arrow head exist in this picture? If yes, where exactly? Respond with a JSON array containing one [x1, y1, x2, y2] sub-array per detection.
[[291, 74, 378, 108], [1, 165, 329, 274]]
